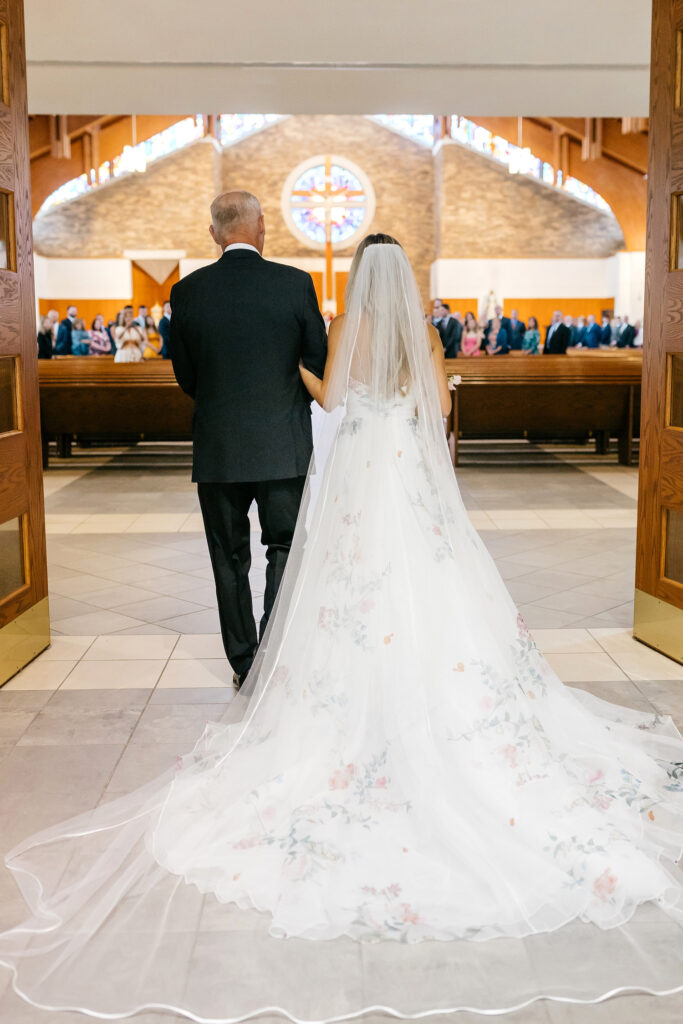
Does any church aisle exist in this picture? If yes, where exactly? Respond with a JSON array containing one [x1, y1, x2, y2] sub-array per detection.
[[1, 454, 682, 1023]]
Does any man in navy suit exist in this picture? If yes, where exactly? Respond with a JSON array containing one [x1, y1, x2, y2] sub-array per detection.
[[506, 308, 526, 350], [55, 305, 77, 355], [584, 315, 602, 348], [157, 300, 172, 359], [432, 300, 462, 358], [599, 315, 612, 345]]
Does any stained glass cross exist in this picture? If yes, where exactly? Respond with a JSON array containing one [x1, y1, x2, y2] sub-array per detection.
[[291, 155, 366, 303]]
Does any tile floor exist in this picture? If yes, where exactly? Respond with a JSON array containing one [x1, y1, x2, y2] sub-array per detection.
[[1, 444, 682, 1023]]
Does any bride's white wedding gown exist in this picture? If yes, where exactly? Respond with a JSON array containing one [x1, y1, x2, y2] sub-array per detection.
[[1, 246, 683, 1020]]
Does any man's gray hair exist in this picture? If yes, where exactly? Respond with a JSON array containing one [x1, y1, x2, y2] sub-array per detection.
[[210, 190, 262, 237]]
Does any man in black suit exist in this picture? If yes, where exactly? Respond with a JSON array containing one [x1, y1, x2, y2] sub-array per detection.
[[157, 300, 172, 358], [169, 190, 327, 687], [543, 310, 571, 354], [432, 300, 462, 357], [55, 305, 77, 355], [616, 316, 637, 347]]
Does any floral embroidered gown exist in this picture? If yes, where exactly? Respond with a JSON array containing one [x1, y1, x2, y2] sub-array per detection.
[[148, 377, 683, 944], [2, 379, 683, 1019]]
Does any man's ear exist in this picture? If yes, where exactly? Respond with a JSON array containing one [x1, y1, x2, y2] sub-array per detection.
[[209, 224, 217, 245]]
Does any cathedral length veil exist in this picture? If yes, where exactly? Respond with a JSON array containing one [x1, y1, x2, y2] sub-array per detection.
[[1, 243, 683, 1022]]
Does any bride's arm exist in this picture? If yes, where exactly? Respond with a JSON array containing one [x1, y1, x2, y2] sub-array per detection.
[[299, 314, 344, 408], [428, 324, 453, 417]]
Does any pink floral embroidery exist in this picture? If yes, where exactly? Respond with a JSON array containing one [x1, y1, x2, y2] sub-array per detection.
[[498, 743, 519, 768], [374, 777, 388, 789], [516, 612, 530, 639], [401, 903, 420, 924], [318, 607, 336, 630], [234, 836, 261, 850], [593, 868, 617, 901], [330, 764, 356, 790], [433, 526, 442, 536], [360, 597, 375, 613], [479, 696, 494, 711], [588, 768, 604, 784]]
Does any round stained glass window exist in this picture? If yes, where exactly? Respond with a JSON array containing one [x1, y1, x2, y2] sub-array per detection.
[[281, 155, 375, 250]]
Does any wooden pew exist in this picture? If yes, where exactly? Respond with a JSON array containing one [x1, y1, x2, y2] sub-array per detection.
[[39, 353, 642, 469], [38, 357, 193, 465], [444, 353, 641, 465]]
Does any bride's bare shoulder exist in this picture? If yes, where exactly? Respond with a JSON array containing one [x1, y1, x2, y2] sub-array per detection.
[[328, 314, 345, 342]]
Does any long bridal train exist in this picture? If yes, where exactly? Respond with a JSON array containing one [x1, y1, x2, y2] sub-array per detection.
[[1, 243, 683, 1022]]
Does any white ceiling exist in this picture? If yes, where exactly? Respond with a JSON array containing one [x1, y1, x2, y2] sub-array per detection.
[[25, 0, 651, 116]]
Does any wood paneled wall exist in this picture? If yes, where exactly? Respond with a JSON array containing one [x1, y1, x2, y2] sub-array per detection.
[[438, 298, 614, 325], [335, 271, 349, 314], [131, 263, 179, 314], [38, 298, 127, 326], [309, 271, 323, 310], [503, 298, 615, 326], [439, 298, 481, 317]]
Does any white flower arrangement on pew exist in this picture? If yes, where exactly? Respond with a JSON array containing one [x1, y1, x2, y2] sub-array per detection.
[[447, 374, 462, 390]]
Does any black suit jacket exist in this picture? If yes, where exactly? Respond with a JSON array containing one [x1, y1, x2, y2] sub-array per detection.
[[158, 315, 171, 359], [543, 322, 570, 354], [37, 331, 53, 359], [169, 249, 327, 483], [616, 324, 636, 348], [438, 316, 462, 358]]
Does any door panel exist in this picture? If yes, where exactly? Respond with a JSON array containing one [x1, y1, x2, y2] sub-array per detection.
[[0, 0, 49, 684], [634, 0, 683, 662]]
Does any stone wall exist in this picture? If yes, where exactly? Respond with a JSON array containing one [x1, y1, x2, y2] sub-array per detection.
[[33, 138, 222, 260], [32, 118, 627, 301], [435, 140, 625, 259], [220, 115, 435, 297]]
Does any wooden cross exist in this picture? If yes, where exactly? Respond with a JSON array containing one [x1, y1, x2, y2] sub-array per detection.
[[291, 154, 365, 303]]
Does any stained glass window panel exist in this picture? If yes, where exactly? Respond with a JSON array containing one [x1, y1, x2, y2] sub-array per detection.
[[287, 160, 370, 247]]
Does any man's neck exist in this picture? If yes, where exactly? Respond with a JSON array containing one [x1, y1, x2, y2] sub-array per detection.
[[222, 240, 261, 253]]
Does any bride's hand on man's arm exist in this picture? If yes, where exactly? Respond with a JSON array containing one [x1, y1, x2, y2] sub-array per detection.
[[299, 361, 324, 405]]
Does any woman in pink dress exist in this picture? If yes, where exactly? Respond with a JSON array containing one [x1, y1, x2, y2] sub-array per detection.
[[460, 310, 483, 356]]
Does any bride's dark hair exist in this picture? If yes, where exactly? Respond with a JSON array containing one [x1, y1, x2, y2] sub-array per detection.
[[346, 233, 402, 296]]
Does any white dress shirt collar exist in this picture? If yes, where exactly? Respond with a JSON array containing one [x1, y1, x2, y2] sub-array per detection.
[[223, 243, 261, 255]]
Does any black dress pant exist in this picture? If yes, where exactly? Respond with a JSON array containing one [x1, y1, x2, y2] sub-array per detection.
[[197, 476, 306, 679]]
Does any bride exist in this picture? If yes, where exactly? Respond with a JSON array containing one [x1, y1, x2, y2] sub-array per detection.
[[1, 235, 683, 1021]]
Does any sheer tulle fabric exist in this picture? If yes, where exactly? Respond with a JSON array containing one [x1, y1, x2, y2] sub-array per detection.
[[1, 246, 683, 1021]]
